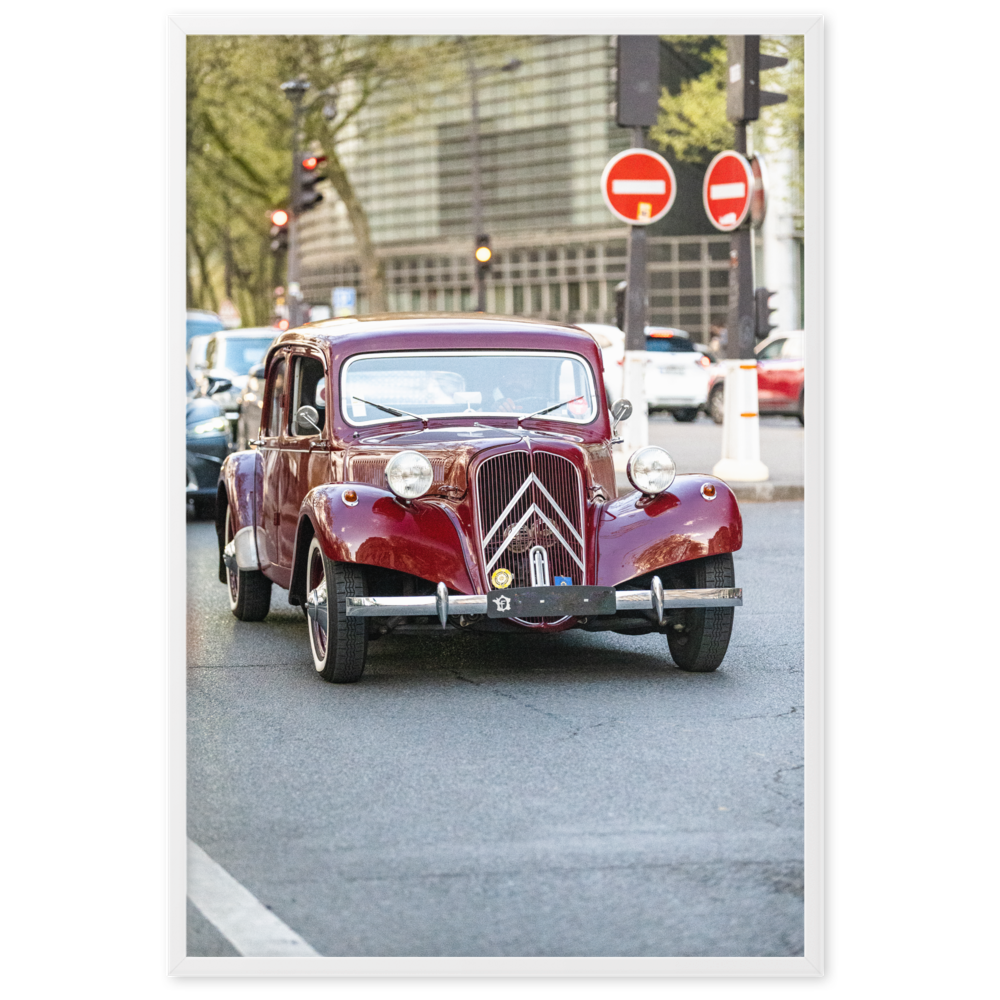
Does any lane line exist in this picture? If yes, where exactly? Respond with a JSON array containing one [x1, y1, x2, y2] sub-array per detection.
[[187, 838, 320, 957]]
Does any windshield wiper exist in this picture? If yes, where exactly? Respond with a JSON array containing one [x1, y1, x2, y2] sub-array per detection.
[[352, 396, 427, 429], [519, 395, 585, 425]]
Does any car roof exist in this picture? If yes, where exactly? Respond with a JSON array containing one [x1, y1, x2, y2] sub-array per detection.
[[209, 327, 279, 339], [645, 326, 691, 338], [268, 313, 602, 361]]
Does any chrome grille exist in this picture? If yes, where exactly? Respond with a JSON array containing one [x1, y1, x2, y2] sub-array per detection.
[[475, 450, 585, 598]]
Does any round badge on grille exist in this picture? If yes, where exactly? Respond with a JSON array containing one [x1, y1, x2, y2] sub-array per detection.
[[491, 567, 513, 589]]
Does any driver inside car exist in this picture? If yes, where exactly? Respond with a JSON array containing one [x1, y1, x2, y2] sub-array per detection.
[[492, 363, 546, 413]]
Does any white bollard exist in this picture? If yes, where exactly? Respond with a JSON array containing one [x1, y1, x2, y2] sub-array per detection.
[[615, 349, 649, 466], [712, 359, 769, 482]]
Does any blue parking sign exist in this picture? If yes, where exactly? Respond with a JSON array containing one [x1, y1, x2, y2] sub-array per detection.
[[554, 576, 572, 586], [332, 286, 356, 316]]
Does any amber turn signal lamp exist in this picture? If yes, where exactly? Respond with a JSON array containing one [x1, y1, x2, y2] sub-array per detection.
[[701, 483, 717, 500], [343, 489, 358, 506]]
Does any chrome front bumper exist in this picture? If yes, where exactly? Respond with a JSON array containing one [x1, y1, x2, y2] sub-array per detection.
[[345, 578, 742, 628]]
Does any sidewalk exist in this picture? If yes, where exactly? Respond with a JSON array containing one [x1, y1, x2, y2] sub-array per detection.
[[614, 413, 805, 502]]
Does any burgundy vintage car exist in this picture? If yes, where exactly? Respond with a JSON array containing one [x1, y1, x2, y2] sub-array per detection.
[[216, 316, 743, 682]]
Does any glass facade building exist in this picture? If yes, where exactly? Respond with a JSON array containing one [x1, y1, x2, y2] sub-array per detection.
[[299, 35, 731, 337]]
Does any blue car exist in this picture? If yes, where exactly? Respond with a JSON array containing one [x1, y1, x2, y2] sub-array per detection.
[[186, 369, 229, 519]]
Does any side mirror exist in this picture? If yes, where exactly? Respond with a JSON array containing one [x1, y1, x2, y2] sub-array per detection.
[[248, 362, 266, 380], [296, 404, 322, 435], [610, 398, 632, 434], [206, 377, 233, 397]]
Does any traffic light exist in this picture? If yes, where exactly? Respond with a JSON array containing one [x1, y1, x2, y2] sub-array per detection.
[[269, 209, 289, 252], [727, 36, 788, 123], [474, 234, 492, 272], [754, 287, 778, 340], [296, 154, 327, 213], [616, 35, 660, 128]]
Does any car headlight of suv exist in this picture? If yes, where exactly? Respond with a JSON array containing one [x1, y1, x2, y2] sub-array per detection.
[[626, 446, 676, 496], [385, 450, 434, 500], [189, 416, 229, 435]]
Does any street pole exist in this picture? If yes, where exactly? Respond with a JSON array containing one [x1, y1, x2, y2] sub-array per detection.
[[466, 44, 486, 313], [462, 41, 521, 314], [621, 125, 649, 453], [713, 37, 772, 484], [281, 79, 310, 329]]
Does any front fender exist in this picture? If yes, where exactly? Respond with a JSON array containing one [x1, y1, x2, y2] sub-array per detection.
[[216, 450, 262, 583], [292, 483, 478, 600], [595, 474, 742, 588]]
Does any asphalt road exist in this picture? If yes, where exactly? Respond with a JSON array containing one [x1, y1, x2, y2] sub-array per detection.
[[186, 501, 804, 958]]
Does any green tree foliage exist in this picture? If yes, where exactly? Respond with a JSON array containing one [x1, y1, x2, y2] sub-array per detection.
[[187, 35, 515, 322], [650, 35, 804, 170]]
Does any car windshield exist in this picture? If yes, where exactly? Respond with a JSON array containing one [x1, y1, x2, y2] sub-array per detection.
[[342, 351, 597, 426], [645, 335, 697, 353], [222, 337, 273, 375]]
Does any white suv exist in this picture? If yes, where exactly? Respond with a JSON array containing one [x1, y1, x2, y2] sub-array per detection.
[[643, 327, 712, 422]]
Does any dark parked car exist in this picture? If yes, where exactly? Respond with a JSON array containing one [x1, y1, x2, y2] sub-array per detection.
[[187, 369, 229, 519], [217, 316, 743, 683]]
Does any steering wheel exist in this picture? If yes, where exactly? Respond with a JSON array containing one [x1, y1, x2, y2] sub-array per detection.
[[506, 395, 548, 412]]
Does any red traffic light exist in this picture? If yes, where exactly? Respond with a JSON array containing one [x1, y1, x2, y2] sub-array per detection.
[[301, 155, 327, 171], [270, 209, 289, 226]]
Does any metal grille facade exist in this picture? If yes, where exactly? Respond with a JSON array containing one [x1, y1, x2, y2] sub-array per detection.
[[298, 36, 733, 339], [475, 449, 585, 593]]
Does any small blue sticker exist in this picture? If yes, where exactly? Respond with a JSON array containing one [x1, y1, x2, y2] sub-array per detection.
[[554, 576, 572, 586]]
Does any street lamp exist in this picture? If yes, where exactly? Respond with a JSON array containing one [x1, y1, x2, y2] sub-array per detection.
[[460, 39, 521, 312], [281, 78, 310, 328]]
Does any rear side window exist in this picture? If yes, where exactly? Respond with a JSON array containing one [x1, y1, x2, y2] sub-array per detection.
[[757, 339, 786, 360], [266, 358, 286, 437], [646, 337, 697, 353]]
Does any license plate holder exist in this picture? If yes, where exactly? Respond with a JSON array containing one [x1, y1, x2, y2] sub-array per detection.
[[485, 585, 617, 618]]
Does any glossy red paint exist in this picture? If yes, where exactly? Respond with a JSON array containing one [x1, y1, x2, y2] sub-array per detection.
[[297, 483, 476, 595], [219, 316, 744, 633], [221, 450, 261, 539], [594, 475, 743, 588]]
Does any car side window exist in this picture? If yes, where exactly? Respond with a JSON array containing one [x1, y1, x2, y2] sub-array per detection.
[[782, 337, 803, 359], [266, 358, 287, 437], [757, 339, 786, 360], [288, 355, 327, 437]]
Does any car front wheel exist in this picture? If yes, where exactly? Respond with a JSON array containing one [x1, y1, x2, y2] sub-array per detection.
[[672, 408, 698, 422], [709, 385, 725, 424], [224, 507, 271, 621], [666, 553, 736, 672], [305, 537, 368, 683]]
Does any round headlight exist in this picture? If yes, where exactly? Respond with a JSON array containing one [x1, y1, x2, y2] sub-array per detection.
[[385, 450, 434, 500], [626, 446, 676, 495]]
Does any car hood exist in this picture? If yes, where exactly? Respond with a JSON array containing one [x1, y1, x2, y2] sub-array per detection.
[[186, 397, 223, 427]]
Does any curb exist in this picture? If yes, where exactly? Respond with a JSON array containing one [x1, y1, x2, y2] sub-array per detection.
[[614, 474, 803, 503]]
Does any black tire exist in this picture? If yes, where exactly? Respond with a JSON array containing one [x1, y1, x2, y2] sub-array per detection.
[[709, 385, 725, 424], [193, 495, 216, 520], [672, 408, 698, 423], [666, 553, 736, 672], [224, 507, 271, 622], [305, 537, 368, 683], [797, 388, 804, 426]]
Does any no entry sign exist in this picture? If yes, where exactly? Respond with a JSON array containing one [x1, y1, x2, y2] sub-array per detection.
[[703, 150, 754, 231], [601, 148, 677, 226]]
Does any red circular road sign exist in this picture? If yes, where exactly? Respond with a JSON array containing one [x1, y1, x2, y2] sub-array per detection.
[[703, 150, 754, 232], [601, 148, 677, 226]]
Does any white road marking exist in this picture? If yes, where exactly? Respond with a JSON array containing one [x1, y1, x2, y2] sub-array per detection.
[[611, 179, 666, 195], [710, 182, 746, 200], [187, 838, 320, 957]]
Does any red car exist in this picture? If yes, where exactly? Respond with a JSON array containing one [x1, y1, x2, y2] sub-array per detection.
[[707, 331, 805, 424], [216, 316, 743, 682]]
